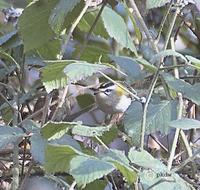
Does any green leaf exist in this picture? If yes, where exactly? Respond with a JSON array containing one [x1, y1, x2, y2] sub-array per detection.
[[186, 55, 200, 70], [146, 0, 171, 9], [18, 0, 58, 51], [30, 133, 47, 164], [0, 126, 25, 149], [100, 127, 118, 145], [72, 125, 111, 137], [45, 144, 81, 173], [76, 94, 95, 109], [70, 155, 114, 186], [101, 149, 137, 184], [0, 30, 17, 46], [169, 118, 200, 130], [162, 73, 200, 105], [150, 50, 188, 64], [37, 39, 61, 59], [109, 55, 144, 82], [124, 101, 177, 146], [41, 61, 71, 93], [128, 148, 166, 171], [49, 0, 81, 34], [41, 121, 77, 140], [140, 170, 194, 190], [73, 44, 110, 62], [63, 62, 110, 82], [84, 180, 107, 190], [135, 57, 157, 73], [101, 6, 137, 55], [0, 0, 10, 8], [78, 10, 109, 39]]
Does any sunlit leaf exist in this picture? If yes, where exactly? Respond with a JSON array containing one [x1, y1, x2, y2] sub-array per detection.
[[19, 0, 58, 51], [70, 155, 114, 186], [101, 6, 137, 55], [45, 144, 81, 173], [41, 121, 77, 140], [169, 118, 200, 130], [128, 148, 166, 171], [124, 100, 177, 146], [162, 73, 200, 105], [41, 61, 71, 93], [146, 0, 170, 9], [49, 0, 81, 34], [101, 149, 137, 184], [63, 62, 110, 82], [150, 50, 188, 64]]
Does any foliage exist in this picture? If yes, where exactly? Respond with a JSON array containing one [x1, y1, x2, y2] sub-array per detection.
[[0, 0, 200, 189]]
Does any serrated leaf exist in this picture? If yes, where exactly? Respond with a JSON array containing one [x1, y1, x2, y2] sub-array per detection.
[[150, 50, 188, 64], [186, 55, 200, 70], [45, 144, 81, 173], [140, 170, 194, 190], [162, 73, 200, 105], [78, 10, 109, 39], [84, 180, 107, 190], [146, 0, 170, 9], [41, 61, 72, 93], [100, 149, 137, 184], [63, 62, 110, 83], [70, 155, 114, 186], [101, 6, 137, 55], [109, 55, 144, 82], [41, 121, 77, 140], [124, 101, 177, 146], [169, 118, 200, 130], [128, 148, 166, 171], [135, 57, 157, 73], [72, 125, 111, 137], [18, 0, 58, 51], [0, 126, 25, 149], [49, 0, 81, 34], [100, 127, 118, 145], [73, 44, 110, 62]]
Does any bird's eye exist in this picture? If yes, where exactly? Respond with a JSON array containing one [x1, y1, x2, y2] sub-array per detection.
[[104, 89, 112, 95]]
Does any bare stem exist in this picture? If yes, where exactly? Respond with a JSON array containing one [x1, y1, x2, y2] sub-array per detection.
[[140, 0, 183, 149], [60, 0, 92, 58]]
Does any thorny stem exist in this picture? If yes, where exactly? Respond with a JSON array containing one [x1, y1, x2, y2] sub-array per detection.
[[140, 0, 183, 149]]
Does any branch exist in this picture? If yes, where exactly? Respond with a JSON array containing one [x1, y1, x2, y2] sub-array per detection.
[[59, 0, 92, 58]]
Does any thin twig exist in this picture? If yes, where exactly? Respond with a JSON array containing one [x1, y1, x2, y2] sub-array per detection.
[[60, 0, 92, 58], [140, 0, 183, 150], [11, 139, 20, 190], [156, 2, 173, 43], [95, 135, 109, 150], [51, 86, 69, 121], [76, 0, 107, 59], [172, 148, 200, 172], [98, 71, 142, 101], [128, 0, 159, 53], [19, 160, 35, 190]]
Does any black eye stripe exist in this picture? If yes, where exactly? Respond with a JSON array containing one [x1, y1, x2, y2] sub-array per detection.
[[100, 82, 114, 89]]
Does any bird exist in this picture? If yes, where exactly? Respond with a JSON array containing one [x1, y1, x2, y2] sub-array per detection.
[[91, 81, 136, 114]]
